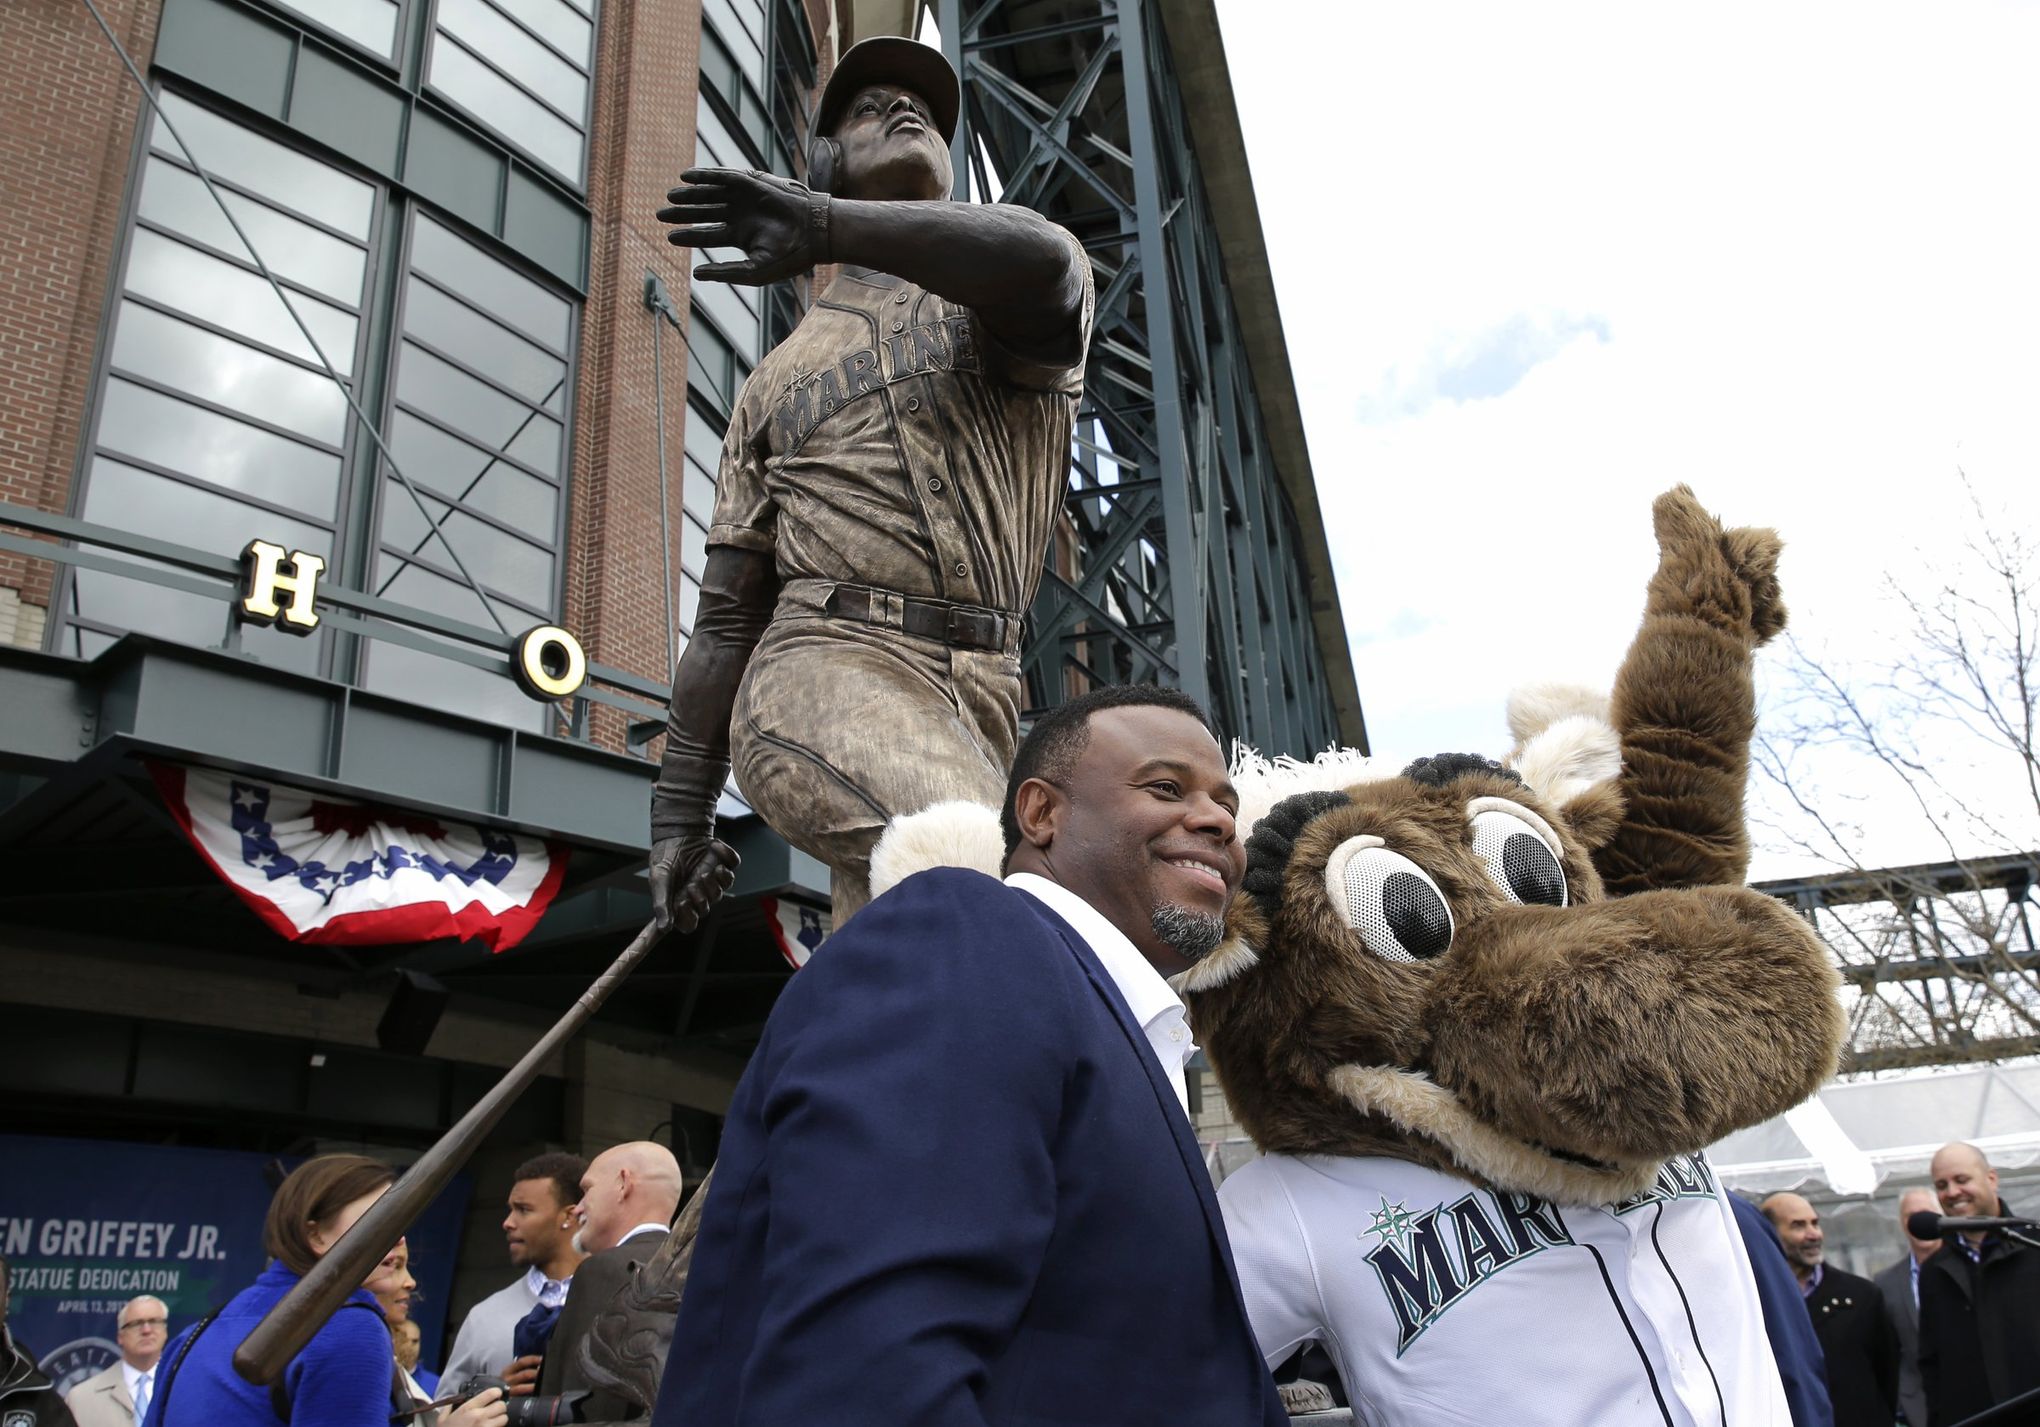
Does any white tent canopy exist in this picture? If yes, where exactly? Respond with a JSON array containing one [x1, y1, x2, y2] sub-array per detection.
[[1710, 1060, 2040, 1197]]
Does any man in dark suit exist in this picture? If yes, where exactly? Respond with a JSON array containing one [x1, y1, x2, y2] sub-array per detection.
[[530, 1141, 680, 1418], [650, 684, 1286, 1427], [1918, 1141, 2040, 1426], [1874, 1187, 1940, 1426], [1763, 1192, 1900, 1427]]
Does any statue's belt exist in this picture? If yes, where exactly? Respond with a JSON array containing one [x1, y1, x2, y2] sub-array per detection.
[[821, 582, 1018, 653]]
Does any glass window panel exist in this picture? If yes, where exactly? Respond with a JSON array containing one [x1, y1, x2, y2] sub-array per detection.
[[690, 274, 760, 361], [388, 410, 557, 533], [560, 0, 591, 18], [138, 160, 367, 301], [290, 46, 406, 177], [127, 229, 358, 376], [81, 456, 331, 564], [692, 98, 750, 170], [73, 456, 329, 676], [438, 0, 585, 113], [681, 465, 715, 527], [685, 316, 735, 408], [268, 0, 399, 56], [72, 568, 324, 674], [113, 302, 346, 444], [679, 572, 701, 633], [502, 168, 586, 289], [698, 28, 739, 104], [363, 637, 545, 730], [410, 215, 571, 352], [428, 38, 583, 181], [404, 276, 566, 409], [395, 343, 562, 473], [98, 378, 341, 519], [682, 406, 723, 476], [502, 409, 564, 474], [681, 512, 707, 575], [487, 0, 591, 62], [380, 493, 554, 608], [152, 92, 373, 236], [703, 0, 765, 82], [375, 552, 495, 624]]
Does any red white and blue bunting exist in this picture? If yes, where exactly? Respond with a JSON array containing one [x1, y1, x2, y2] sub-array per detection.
[[151, 763, 567, 951], [761, 895, 831, 969]]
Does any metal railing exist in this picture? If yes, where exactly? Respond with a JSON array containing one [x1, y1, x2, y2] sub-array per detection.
[[0, 499, 670, 746]]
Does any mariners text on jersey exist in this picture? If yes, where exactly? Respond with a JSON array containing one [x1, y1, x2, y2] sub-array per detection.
[[771, 314, 980, 453], [1220, 1151, 1792, 1427]]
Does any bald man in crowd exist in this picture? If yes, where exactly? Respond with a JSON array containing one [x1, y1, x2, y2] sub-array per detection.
[[66, 1296, 167, 1427], [1918, 1141, 2040, 1425], [1761, 1193, 1899, 1427], [534, 1143, 684, 1418], [1873, 1187, 1940, 1425]]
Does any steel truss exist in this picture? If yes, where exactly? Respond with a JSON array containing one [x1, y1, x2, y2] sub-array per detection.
[[1757, 853, 2040, 1073], [937, 0, 1351, 755]]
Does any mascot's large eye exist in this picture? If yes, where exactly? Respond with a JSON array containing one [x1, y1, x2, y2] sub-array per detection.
[[1467, 798, 1568, 908], [1323, 835, 1454, 963]]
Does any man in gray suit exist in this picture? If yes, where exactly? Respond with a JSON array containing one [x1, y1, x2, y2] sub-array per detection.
[[64, 1296, 166, 1427], [1875, 1187, 1940, 1427]]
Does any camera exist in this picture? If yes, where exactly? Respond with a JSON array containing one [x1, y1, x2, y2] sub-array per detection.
[[457, 1376, 591, 1425]]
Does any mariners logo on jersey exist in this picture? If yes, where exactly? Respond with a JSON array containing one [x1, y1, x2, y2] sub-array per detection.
[[1610, 1151, 1718, 1215], [771, 314, 982, 453], [1363, 1186, 1574, 1354], [1359, 1151, 1721, 1355]]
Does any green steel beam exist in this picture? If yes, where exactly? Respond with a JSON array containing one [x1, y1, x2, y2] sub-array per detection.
[[937, 0, 1361, 756]]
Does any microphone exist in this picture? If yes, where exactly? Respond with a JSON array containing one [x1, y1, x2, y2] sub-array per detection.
[[1908, 1209, 2040, 1238]]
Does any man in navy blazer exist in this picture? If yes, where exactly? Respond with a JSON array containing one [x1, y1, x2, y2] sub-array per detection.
[[651, 684, 1287, 1426]]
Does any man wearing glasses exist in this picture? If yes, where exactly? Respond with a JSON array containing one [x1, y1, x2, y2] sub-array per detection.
[[65, 1297, 167, 1427]]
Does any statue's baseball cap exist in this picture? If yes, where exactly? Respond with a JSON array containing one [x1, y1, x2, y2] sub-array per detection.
[[815, 36, 961, 143]]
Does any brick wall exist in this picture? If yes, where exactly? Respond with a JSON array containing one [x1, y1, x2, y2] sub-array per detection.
[[565, 0, 709, 750], [0, 0, 161, 646], [566, 0, 837, 752]]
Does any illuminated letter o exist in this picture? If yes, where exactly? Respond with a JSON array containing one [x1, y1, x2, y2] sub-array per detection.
[[516, 625, 587, 700]]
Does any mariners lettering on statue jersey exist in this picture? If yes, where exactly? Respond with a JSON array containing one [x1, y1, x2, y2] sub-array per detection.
[[1221, 1152, 1794, 1427], [709, 253, 1090, 616], [768, 313, 979, 454]]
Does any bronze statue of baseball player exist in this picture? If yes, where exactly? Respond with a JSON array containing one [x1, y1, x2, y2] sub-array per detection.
[[649, 37, 1094, 927]]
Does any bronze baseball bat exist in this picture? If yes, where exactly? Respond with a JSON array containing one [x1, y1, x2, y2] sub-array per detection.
[[234, 908, 678, 1384]]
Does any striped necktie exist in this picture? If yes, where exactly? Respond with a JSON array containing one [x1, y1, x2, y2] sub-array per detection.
[[132, 1370, 154, 1424]]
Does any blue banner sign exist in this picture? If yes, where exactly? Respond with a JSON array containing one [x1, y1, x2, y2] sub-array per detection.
[[0, 1135, 466, 1392]]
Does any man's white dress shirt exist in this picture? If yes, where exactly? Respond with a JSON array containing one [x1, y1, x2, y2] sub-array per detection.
[[1006, 872, 1196, 1117], [122, 1361, 153, 1422]]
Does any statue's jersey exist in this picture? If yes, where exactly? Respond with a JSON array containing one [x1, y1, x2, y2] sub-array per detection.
[[699, 233, 1094, 916], [707, 234, 1093, 616], [1220, 1151, 1791, 1427]]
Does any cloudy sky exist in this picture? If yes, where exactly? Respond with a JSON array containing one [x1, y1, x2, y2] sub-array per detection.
[[1213, 0, 2040, 877]]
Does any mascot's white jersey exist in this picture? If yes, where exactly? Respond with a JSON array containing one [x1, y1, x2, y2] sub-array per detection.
[[1220, 1151, 1790, 1427]]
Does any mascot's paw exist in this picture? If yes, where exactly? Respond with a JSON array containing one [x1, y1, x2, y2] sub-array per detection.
[[868, 800, 1003, 896], [1648, 484, 1788, 648]]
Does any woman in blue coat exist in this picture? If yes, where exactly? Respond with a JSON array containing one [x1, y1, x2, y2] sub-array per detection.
[[145, 1154, 505, 1427]]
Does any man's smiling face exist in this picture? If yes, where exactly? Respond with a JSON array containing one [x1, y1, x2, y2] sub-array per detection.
[[1039, 704, 1243, 976], [1933, 1143, 2001, 1220]]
